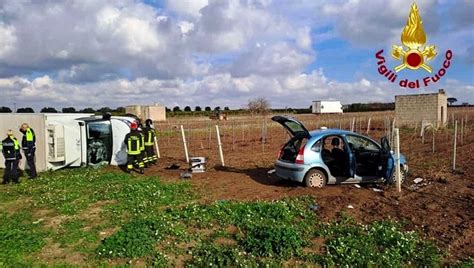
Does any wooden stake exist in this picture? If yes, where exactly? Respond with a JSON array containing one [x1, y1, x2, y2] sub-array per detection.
[[232, 121, 235, 151], [180, 125, 189, 163], [208, 124, 211, 149], [453, 121, 457, 171], [367, 117, 371, 135], [394, 128, 401, 192], [216, 125, 225, 166]]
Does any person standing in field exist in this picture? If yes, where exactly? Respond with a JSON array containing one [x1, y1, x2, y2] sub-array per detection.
[[1, 130, 22, 184], [143, 119, 157, 166], [19, 123, 37, 179], [124, 121, 145, 174]]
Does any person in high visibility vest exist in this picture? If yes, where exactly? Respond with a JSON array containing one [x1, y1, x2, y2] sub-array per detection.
[[137, 122, 147, 167], [19, 123, 37, 179], [143, 119, 157, 165], [1, 130, 22, 184], [124, 121, 144, 174]]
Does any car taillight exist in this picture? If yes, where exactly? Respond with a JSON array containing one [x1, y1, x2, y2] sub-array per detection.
[[295, 146, 305, 164], [277, 144, 284, 159]]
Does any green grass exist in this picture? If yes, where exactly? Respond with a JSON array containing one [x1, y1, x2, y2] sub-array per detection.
[[0, 167, 444, 266]]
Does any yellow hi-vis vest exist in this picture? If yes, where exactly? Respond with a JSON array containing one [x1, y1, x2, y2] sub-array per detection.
[[145, 130, 155, 146], [127, 136, 141, 155], [26, 128, 34, 142]]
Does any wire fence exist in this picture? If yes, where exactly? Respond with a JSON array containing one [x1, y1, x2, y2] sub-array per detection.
[[152, 109, 472, 167]]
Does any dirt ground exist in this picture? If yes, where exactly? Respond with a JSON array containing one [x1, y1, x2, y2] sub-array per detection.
[[130, 109, 474, 262]]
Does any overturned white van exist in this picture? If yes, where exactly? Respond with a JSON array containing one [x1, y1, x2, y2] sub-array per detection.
[[0, 113, 135, 172]]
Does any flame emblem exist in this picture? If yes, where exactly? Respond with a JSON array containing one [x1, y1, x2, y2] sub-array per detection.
[[392, 2, 437, 72]]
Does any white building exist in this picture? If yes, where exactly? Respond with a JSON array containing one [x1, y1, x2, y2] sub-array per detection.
[[311, 101, 343, 114]]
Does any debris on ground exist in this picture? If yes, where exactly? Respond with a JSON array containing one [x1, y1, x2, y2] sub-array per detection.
[[267, 169, 276, 174], [408, 180, 433, 191], [414, 177, 423, 184], [437, 177, 449, 184], [33, 218, 44, 224], [165, 163, 180, 169], [347, 204, 354, 209], [309, 203, 320, 211], [372, 188, 383, 192], [354, 184, 361, 189], [180, 171, 192, 179]]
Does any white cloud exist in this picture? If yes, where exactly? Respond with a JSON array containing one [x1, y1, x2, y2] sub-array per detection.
[[166, 0, 209, 17], [0, 23, 16, 57], [0, 0, 472, 110]]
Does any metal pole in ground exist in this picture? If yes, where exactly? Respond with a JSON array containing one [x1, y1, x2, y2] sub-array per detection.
[[216, 125, 225, 166], [453, 120, 457, 171], [394, 128, 401, 192], [180, 125, 189, 163]]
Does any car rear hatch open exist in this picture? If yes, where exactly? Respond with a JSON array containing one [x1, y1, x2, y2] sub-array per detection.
[[272, 116, 310, 163], [271, 115, 310, 139]]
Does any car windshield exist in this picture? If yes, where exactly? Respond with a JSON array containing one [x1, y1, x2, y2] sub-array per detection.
[[345, 135, 379, 151]]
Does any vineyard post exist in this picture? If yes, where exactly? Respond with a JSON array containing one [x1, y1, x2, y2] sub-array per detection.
[[167, 122, 171, 145], [367, 117, 371, 135], [432, 128, 435, 153], [180, 125, 189, 163], [208, 123, 211, 149], [154, 134, 161, 158], [453, 120, 457, 171], [241, 121, 245, 145], [460, 117, 464, 145], [232, 121, 235, 151], [394, 128, 401, 192], [216, 125, 225, 166]]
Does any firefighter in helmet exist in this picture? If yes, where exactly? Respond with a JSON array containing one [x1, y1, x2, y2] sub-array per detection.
[[1, 130, 22, 184], [143, 119, 157, 165], [137, 122, 146, 167], [124, 121, 145, 174]]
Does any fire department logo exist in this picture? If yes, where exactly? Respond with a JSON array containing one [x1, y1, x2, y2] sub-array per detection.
[[391, 3, 437, 72], [375, 2, 452, 89]]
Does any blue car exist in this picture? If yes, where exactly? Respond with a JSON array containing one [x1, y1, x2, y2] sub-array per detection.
[[272, 115, 408, 188]]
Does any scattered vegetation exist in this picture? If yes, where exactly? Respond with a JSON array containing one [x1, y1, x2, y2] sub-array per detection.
[[0, 167, 444, 266]]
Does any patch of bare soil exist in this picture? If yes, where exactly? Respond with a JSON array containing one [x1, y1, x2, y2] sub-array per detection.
[[35, 239, 85, 265]]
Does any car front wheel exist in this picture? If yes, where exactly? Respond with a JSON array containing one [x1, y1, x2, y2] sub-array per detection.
[[388, 167, 406, 185], [304, 169, 327, 188]]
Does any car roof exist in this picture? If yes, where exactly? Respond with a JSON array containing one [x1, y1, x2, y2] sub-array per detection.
[[309, 128, 358, 139]]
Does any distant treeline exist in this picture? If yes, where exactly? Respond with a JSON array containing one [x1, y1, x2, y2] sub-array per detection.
[[343, 102, 395, 112], [1, 102, 471, 115]]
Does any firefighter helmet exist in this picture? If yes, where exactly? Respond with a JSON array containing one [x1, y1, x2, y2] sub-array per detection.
[[145, 119, 153, 127]]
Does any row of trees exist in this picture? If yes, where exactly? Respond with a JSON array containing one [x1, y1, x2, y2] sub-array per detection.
[[0, 106, 126, 113], [167, 106, 230, 112]]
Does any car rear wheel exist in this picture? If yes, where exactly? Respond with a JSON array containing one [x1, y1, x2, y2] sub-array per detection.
[[304, 169, 327, 188]]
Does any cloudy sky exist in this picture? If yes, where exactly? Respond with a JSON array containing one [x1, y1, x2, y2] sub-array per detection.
[[0, 0, 472, 110]]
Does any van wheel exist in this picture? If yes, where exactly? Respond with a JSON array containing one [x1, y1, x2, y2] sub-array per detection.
[[304, 169, 326, 188]]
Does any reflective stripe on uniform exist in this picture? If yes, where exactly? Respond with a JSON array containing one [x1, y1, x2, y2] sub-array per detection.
[[127, 137, 141, 155], [145, 131, 154, 146]]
